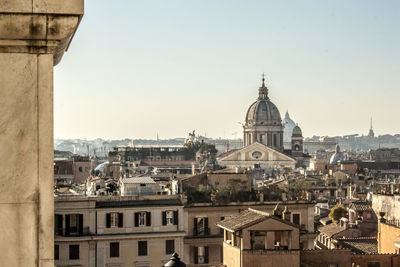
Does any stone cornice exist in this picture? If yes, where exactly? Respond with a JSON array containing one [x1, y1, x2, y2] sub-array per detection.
[[0, 1, 83, 65]]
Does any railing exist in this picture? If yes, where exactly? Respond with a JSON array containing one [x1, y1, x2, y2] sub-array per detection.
[[55, 227, 91, 237], [383, 219, 400, 229], [192, 227, 210, 236], [243, 249, 300, 255]]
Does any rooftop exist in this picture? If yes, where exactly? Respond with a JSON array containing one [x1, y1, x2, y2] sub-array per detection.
[[340, 237, 378, 254], [318, 223, 345, 237], [349, 201, 373, 212], [121, 177, 156, 184], [217, 208, 299, 232]]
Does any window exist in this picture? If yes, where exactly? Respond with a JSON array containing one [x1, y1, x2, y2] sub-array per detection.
[[106, 212, 123, 228], [69, 214, 78, 234], [292, 213, 300, 225], [65, 214, 83, 236], [327, 264, 338, 267], [162, 210, 178, 226], [194, 246, 209, 264], [260, 134, 265, 144], [165, 240, 175, 255], [78, 166, 83, 172], [110, 242, 119, 258], [135, 212, 151, 227], [55, 214, 63, 235], [193, 217, 209, 236], [367, 263, 380, 267], [69, 244, 79, 260], [55, 245, 59, 260], [138, 241, 147, 256], [252, 151, 262, 159]]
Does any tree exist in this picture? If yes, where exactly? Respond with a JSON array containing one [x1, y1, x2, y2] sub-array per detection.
[[329, 204, 347, 223]]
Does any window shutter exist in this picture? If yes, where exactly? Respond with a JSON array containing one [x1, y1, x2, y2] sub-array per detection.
[[162, 211, 167, 226], [146, 212, 151, 226], [193, 246, 198, 264], [118, 213, 123, 228], [78, 214, 83, 235], [204, 217, 209, 235], [205, 246, 209, 263], [55, 214, 63, 235], [193, 218, 198, 236], [174, 210, 179, 226], [106, 213, 111, 228], [65, 215, 70, 236], [134, 212, 139, 227]]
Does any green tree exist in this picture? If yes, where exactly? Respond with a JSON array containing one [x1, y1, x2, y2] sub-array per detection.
[[328, 204, 347, 223]]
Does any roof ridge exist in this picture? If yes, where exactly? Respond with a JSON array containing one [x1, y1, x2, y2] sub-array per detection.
[[248, 208, 270, 216]]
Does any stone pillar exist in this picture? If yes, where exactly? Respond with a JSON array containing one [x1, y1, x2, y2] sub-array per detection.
[[0, 2, 83, 266], [266, 231, 275, 249]]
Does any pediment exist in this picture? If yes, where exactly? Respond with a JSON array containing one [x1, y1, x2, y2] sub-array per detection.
[[219, 142, 296, 163]]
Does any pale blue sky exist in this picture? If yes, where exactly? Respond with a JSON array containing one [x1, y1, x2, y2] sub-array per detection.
[[54, 0, 400, 139]]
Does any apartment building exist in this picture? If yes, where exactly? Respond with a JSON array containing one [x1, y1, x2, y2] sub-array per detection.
[[183, 200, 316, 267], [54, 195, 185, 267]]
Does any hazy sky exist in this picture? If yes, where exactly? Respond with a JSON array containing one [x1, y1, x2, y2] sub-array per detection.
[[54, 0, 400, 140]]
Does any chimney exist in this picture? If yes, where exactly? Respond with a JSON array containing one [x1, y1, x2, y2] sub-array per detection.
[[282, 206, 291, 221], [259, 192, 264, 203]]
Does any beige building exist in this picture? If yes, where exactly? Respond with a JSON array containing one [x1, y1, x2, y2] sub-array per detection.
[[55, 195, 185, 267], [218, 208, 301, 267], [183, 200, 315, 266]]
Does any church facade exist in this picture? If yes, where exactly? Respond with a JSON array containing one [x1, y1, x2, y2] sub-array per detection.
[[219, 77, 306, 169]]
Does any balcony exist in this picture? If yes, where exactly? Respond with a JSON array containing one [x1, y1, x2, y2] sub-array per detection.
[[55, 227, 91, 237], [193, 227, 210, 237]]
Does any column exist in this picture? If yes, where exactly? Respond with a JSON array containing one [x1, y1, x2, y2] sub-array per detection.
[[0, 2, 83, 266]]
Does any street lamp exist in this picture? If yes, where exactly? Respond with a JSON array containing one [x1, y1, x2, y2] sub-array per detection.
[[163, 252, 186, 267]]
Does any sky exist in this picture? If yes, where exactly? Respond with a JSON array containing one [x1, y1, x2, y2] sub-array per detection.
[[54, 0, 400, 140]]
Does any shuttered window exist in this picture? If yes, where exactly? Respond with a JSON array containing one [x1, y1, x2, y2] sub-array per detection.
[[110, 242, 119, 258], [106, 212, 123, 228], [69, 244, 79, 260], [162, 210, 179, 226], [165, 240, 174, 255], [55, 214, 63, 235], [54, 245, 59, 260], [134, 212, 151, 227], [138, 241, 148, 256]]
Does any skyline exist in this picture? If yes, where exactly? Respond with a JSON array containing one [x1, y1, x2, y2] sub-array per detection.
[[54, 0, 400, 140]]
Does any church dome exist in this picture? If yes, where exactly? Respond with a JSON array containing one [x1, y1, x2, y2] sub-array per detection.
[[245, 77, 282, 125], [329, 144, 344, 164], [246, 100, 282, 125], [292, 125, 302, 136]]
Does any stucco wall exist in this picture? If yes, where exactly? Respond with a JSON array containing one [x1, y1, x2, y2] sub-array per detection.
[[300, 249, 352, 267], [372, 194, 400, 220], [378, 222, 400, 253], [243, 250, 300, 267], [223, 242, 241, 267]]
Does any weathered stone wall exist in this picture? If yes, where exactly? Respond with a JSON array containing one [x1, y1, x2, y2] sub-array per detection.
[[372, 193, 400, 220], [300, 249, 352, 267], [352, 253, 400, 267], [243, 250, 300, 267], [0, 1, 83, 266]]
